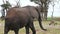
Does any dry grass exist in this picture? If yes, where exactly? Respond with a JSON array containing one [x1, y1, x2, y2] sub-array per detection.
[[0, 20, 60, 34]]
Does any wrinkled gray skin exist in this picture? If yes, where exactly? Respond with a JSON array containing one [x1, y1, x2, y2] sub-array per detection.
[[5, 7, 36, 34], [4, 6, 47, 34], [23, 6, 47, 31]]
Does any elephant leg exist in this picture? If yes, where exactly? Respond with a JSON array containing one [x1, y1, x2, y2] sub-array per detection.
[[25, 25, 29, 34], [4, 27, 9, 34], [14, 29, 19, 34], [29, 22, 36, 34]]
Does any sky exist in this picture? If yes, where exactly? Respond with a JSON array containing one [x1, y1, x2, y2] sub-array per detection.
[[0, 0, 60, 17]]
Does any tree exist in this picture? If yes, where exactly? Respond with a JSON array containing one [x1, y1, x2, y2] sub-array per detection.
[[1, 0, 11, 19], [31, 0, 51, 20], [15, 0, 21, 7]]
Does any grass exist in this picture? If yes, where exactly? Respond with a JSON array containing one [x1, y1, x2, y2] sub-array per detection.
[[47, 17, 60, 21], [0, 19, 60, 34]]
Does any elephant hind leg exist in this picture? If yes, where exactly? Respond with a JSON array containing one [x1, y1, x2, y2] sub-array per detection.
[[4, 27, 10, 34], [25, 24, 29, 34], [14, 29, 19, 34], [29, 22, 36, 34]]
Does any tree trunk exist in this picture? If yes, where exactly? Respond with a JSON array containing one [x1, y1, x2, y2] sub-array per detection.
[[44, 3, 48, 20], [44, 11, 48, 20], [40, 12, 44, 20]]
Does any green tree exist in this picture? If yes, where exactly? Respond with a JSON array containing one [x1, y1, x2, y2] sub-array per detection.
[[31, 0, 51, 20], [1, 0, 11, 19]]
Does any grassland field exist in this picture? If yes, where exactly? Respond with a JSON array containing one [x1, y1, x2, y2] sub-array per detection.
[[0, 17, 60, 34]]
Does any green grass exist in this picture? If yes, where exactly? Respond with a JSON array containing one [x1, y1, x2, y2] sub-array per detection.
[[0, 20, 60, 34], [47, 17, 60, 21]]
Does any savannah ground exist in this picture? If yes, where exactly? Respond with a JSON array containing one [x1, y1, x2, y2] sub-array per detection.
[[0, 17, 60, 34]]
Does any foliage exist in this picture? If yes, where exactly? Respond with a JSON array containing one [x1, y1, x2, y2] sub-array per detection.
[[31, 0, 37, 2], [30, 0, 51, 20], [1, 4, 11, 9], [1, 1, 11, 9], [0, 1, 11, 19]]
